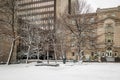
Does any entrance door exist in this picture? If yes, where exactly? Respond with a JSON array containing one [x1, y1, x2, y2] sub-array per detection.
[[106, 48, 115, 62], [106, 47, 112, 57], [106, 50, 112, 57]]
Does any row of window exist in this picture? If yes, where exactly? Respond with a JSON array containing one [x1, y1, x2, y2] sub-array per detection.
[[71, 52, 119, 57], [30, 19, 54, 24], [22, 13, 54, 20], [99, 13, 116, 19], [18, 7, 54, 16], [102, 52, 118, 57], [71, 17, 95, 25], [18, 1, 54, 10]]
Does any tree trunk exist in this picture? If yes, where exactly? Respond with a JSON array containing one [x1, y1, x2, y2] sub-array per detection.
[[6, 0, 16, 65], [37, 45, 40, 62], [26, 41, 31, 64], [53, 43, 57, 64], [47, 44, 49, 64], [6, 39, 15, 65]]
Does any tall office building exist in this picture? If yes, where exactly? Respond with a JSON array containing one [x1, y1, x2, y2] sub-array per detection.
[[17, 0, 76, 27], [16, 0, 76, 60]]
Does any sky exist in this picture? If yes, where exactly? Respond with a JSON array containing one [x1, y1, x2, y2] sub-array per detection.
[[86, 0, 120, 12]]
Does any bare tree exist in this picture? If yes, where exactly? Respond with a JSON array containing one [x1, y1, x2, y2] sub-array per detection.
[[0, 0, 20, 64], [17, 15, 58, 64], [61, 0, 97, 61]]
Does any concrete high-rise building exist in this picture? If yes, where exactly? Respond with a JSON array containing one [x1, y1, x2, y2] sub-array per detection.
[[16, 0, 77, 61], [17, 0, 76, 26]]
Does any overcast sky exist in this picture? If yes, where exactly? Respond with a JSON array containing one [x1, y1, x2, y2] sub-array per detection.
[[86, 0, 120, 11]]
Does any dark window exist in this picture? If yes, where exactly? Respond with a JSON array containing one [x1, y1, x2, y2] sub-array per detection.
[[68, 0, 71, 14], [102, 52, 105, 57], [107, 47, 112, 50], [91, 52, 94, 56], [72, 52, 75, 56], [114, 52, 118, 56], [115, 53, 117, 56], [109, 52, 112, 56], [108, 39, 111, 42]]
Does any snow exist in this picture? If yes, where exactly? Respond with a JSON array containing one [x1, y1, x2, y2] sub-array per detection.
[[0, 62, 120, 80]]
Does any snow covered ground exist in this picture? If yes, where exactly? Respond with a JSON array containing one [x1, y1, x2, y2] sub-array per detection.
[[0, 62, 120, 80]]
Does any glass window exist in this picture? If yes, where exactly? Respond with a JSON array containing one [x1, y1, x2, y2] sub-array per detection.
[[90, 18, 94, 23], [72, 52, 75, 56], [102, 53, 104, 56], [71, 20, 76, 25], [114, 52, 118, 57], [109, 52, 112, 56], [108, 39, 111, 42], [105, 24, 113, 33], [111, 13, 116, 17], [105, 24, 114, 43]]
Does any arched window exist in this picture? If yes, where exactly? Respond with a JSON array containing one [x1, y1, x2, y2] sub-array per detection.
[[105, 24, 114, 43], [106, 52, 109, 57], [106, 48, 112, 57], [102, 52, 105, 57], [72, 52, 75, 56], [105, 24, 113, 33], [114, 51, 118, 57], [109, 52, 112, 56], [91, 52, 94, 56]]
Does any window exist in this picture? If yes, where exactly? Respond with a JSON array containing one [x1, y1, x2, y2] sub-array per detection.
[[102, 52, 105, 57], [71, 43, 75, 47], [105, 24, 113, 33], [90, 18, 94, 23], [91, 52, 94, 56], [81, 18, 84, 23], [114, 52, 118, 57], [107, 47, 112, 50], [89, 41, 94, 47], [72, 52, 75, 56], [71, 20, 76, 25], [81, 32, 85, 37], [81, 51, 84, 56], [111, 13, 116, 17], [106, 52, 109, 56], [105, 24, 114, 43], [104, 15, 107, 18], [108, 39, 111, 42], [115, 53, 117, 56], [109, 52, 112, 56], [106, 49, 112, 57]]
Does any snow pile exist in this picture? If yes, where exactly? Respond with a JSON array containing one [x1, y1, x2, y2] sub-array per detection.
[[0, 62, 120, 80]]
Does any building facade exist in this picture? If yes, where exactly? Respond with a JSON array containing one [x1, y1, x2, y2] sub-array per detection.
[[66, 6, 120, 62], [96, 6, 120, 61]]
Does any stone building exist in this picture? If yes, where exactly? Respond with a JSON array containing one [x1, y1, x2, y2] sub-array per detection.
[[96, 6, 120, 61], [65, 6, 120, 62]]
